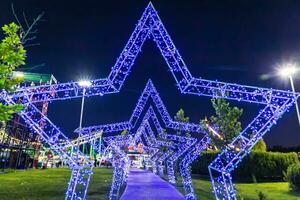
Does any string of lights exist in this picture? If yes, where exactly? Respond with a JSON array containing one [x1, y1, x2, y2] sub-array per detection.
[[80, 80, 209, 199], [3, 95, 94, 200], [6, 3, 298, 107], [2, 2, 299, 199], [179, 138, 210, 200], [103, 135, 131, 200], [102, 118, 207, 199]]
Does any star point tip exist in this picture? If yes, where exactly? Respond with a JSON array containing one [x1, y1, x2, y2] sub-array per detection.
[[146, 79, 153, 84], [147, 1, 156, 9]]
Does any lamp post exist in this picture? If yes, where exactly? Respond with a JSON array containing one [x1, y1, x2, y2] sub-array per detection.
[[77, 80, 92, 156], [278, 63, 300, 126]]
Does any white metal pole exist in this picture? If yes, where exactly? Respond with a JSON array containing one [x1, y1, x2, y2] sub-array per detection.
[[99, 134, 102, 158], [289, 76, 300, 126], [77, 88, 86, 157]]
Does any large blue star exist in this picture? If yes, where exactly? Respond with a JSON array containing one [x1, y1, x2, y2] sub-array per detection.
[[4, 2, 299, 200], [79, 80, 209, 199]]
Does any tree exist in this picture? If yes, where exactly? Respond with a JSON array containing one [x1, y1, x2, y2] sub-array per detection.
[[201, 98, 243, 150], [174, 108, 191, 137], [174, 109, 189, 123], [286, 163, 300, 192], [121, 129, 128, 135], [253, 139, 267, 152], [0, 23, 26, 121], [0, 6, 44, 122]]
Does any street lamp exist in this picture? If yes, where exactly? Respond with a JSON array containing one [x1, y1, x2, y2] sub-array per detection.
[[278, 63, 300, 126], [77, 80, 92, 156], [13, 71, 25, 78], [78, 80, 92, 88]]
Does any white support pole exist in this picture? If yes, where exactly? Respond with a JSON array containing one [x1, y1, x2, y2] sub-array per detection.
[[98, 136, 102, 159], [77, 88, 86, 156], [289, 76, 300, 126]]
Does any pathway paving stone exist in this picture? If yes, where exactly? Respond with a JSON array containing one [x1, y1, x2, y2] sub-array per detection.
[[120, 168, 185, 200]]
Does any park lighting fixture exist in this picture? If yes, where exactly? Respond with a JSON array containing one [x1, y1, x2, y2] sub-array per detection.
[[205, 123, 224, 140], [277, 62, 300, 126], [78, 80, 92, 87], [77, 79, 92, 158], [13, 71, 24, 78], [278, 63, 298, 78]]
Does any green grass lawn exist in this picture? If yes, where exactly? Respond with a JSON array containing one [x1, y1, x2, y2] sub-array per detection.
[[0, 168, 112, 200], [191, 178, 300, 200], [0, 168, 299, 200]]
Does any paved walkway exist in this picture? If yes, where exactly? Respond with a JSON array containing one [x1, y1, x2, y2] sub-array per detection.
[[120, 168, 185, 200]]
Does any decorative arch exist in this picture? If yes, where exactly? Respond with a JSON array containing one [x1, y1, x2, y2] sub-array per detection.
[[2, 2, 299, 199], [81, 80, 209, 200]]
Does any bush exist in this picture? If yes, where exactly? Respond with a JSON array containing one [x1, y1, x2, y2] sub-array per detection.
[[258, 191, 267, 200], [191, 151, 299, 182], [252, 139, 267, 152], [191, 151, 217, 175], [236, 194, 244, 200], [286, 163, 300, 192]]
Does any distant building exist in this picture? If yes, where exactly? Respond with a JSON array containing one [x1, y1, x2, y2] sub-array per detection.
[[0, 71, 57, 171]]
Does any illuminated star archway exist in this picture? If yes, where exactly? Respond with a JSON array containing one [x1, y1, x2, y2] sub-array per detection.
[[3, 2, 299, 200], [79, 80, 209, 200]]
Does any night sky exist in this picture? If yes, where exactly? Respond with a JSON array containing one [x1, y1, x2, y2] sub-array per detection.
[[0, 0, 300, 146]]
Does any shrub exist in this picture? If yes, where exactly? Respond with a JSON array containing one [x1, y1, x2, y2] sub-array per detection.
[[286, 163, 300, 192], [258, 191, 267, 200], [252, 139, 267, 152], [236, 194, 244, 200], [191, 151, 299, 182]]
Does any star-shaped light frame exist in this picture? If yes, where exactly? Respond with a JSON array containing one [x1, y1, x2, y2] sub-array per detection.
[[102, 116, 208, 200], [2, 2, 299, 200], [4, 93, 94, 200], [79, 80, 209, 199]]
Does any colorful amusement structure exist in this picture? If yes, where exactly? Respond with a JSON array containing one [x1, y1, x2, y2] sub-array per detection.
[[0, 2, 299, 200]]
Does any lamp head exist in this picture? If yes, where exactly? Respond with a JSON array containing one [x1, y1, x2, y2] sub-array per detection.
[[78, 80, 92, 87], [14, 71, 24, 78], [278, 63, 298, 78]]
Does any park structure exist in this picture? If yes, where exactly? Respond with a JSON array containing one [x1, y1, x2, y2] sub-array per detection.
[[78, 80, 210, 199], [0, 71, 57, 171], [1, 2, 299, 200]]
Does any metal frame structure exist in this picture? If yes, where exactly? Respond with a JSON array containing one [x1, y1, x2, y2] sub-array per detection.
[[3, 95, 94, 200], [0, 2, 298, 199], [80, 80, 210, 200], [103, 119, 208, 200], [103, 135, 131, 200], [60, 131, 103, 148], [0, 71, 57, 171], [0, 122, 40, 170]]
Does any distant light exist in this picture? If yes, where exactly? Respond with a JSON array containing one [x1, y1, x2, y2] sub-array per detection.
[[78, 80, 92, 87], [205, 123, 224, 140], [278, 63, 298, 78], [14, 71, 24, 78]]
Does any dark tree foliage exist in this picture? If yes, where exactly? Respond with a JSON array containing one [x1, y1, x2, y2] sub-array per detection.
[[121, 129, 128, 135], [253, 139, 267, 152], [286, 163, 300, 192], [0, 23, 25, 121], [174, 108, 191, 137], [201, 98, 243, 150]]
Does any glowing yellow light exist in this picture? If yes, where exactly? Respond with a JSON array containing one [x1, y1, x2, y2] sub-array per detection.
[[14, 71, 24, 78], [206, 123, 224, 140]]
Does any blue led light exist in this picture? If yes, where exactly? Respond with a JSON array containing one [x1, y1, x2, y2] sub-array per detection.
[[81, 80, 209, 200], [3, 95, 94, 200], [2, 2, 299, 200]]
